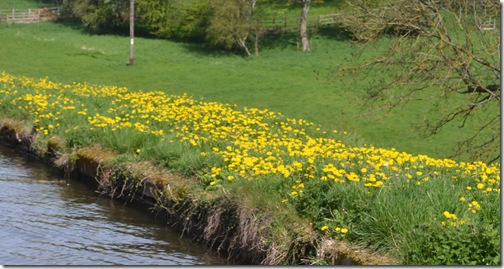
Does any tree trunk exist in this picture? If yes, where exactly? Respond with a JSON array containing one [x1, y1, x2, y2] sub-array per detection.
[[299, 0, 311, 51], [237, 37, 251, 56], [249, 0, 257, 17]]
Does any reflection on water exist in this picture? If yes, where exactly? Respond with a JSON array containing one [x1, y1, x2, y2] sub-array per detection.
[[0, 144, 230, 265]]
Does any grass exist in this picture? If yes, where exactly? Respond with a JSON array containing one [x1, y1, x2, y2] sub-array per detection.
[[0, 0, 57, 9], [0, 21, 493, 163]]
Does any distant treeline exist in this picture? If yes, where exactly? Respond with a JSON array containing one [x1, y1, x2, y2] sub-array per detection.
[[56, 0, 497, 53]]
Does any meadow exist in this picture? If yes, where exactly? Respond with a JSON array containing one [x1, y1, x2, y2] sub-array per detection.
[[0, 21, 489, 163]]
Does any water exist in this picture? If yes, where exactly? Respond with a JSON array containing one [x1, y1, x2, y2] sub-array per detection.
[[0, 144, 230, 265]]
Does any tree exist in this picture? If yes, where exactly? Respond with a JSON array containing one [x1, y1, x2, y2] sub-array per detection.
[[136, 0, 210, 40], [66, 0, 130, 32], [205, 0, 258, 56], [337, 0, 500, 163]]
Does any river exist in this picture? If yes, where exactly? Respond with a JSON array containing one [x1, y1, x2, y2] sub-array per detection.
[[0, 144, 231, 265]]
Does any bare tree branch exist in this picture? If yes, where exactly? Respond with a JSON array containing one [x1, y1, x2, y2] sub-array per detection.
[[337, 0, 500, 163]]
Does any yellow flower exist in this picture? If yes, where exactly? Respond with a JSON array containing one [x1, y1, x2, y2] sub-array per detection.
[[321, 226, 329, 231], [477, 183, 484, 189], [341, 228, 348, 234], [210, 181, 216, 186], [459, 197, 466, 202], [136, 148, 141, 153], [443, 211, 451, 218]]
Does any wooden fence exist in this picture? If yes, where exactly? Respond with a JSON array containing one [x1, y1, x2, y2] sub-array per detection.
[[0, 7, 60, 24], [254, 13, 342, 32]]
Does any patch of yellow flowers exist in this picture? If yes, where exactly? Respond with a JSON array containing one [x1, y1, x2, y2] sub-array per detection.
[[0, 71, 500, 236]]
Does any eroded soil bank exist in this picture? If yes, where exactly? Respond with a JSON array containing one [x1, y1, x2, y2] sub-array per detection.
[[0, 119, 399, 265]]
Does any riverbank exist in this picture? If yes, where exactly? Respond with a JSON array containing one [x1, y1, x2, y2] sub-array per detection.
[[0, 72, 499, 265], [0, 119, 396, 265]]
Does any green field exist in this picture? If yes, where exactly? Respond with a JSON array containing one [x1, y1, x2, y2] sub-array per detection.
[[0, 0, 57, 9], [0, 20, 488, 162]]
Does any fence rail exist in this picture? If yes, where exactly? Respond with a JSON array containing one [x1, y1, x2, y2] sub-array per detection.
[[0, 7, 60, 24], [254, 13, 342, 31], [317, 13, 342, 26]]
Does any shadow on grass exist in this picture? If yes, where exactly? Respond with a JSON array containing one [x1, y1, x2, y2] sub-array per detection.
[[52, 17, 235, 58], [53, 17, 157, 38], [313, 24, 355, 41], [51, 17, 354, 59], [177, 39, 239, 58], [33, 0, 55, 4]]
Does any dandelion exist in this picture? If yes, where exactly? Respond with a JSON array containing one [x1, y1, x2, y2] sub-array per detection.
[[341, 228, 348, 234], [321, 226, 329, 231], [136, 148, 141, 154], [443, 211, 451, 218]]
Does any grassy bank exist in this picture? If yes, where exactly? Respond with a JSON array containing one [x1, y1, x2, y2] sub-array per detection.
[[0, 72, 500, 265], [0, 21, 494, 162]]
